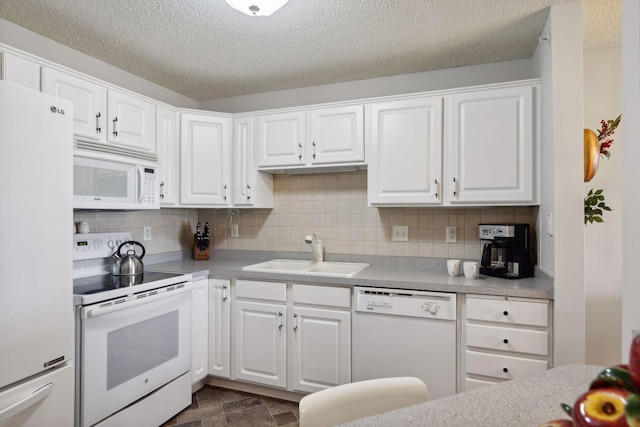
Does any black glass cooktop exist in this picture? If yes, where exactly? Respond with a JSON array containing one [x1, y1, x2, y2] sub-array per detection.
[[73, 271, 185, 295]]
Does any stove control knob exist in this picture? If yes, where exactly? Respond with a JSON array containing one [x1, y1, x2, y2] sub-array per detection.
[[107, 240, 116, 249]]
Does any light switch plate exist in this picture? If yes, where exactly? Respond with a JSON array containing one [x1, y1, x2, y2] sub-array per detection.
[[230, 224, 239, 238], [392, 225, 408, 242]]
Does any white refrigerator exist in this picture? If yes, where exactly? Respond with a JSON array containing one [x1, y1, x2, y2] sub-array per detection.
[[0, 81, 74, 426]]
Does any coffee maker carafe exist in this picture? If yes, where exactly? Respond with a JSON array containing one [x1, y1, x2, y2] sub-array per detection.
[[479, 224, 532, 279]]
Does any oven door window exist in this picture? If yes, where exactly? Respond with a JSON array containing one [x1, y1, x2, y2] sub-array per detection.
[[107, 310, 179, 390], [80, 290, 191, 427]]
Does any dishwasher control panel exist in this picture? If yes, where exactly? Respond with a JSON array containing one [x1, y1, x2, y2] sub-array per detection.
[[354, 287, 456, 320]]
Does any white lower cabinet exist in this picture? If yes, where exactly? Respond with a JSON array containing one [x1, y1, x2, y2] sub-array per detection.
[[209, 279, 231, 379], [232, 280, 351, 393], [461, 295, 552, 391], [290, 283, 351, 393], [233, 280, 287, 387], [191, 278, 209, 384]]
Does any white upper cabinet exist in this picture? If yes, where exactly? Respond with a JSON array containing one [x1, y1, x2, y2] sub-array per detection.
[[42, 67, 107, 143], [1, 51, 41, 91], [368, 97, 443, 206], [107, 89, 156, 154], [445, 85, 536, 205], [233, 117, 273, 208], [257, 111, 306, 168], [180, 113, 232, 206], [157, 106, 179, 206], [308, 105, 364, 165], [257, 105, 365, 170], [43, 67, 157, 157]]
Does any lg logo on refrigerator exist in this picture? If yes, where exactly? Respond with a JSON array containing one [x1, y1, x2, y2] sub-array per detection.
[[50, 106, 65, 115]]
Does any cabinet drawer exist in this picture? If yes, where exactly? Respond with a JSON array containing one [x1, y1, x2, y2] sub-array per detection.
[[465, 350, 548, 380], [465, 324, 549, 356], [235, 280, 286, 302], [464, 377, 498, 391], [292, 284, 350, 308], [466, 296, 549, 327]]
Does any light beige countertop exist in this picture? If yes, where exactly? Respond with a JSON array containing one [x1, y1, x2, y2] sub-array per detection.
[[340, 364, 603, 427], [147, 250, 553, 299]]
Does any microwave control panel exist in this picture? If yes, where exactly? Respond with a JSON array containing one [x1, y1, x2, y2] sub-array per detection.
[[141, 166, 157, 206]]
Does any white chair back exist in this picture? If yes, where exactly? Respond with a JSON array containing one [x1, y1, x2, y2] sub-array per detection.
[[298, 377, 429, 426]]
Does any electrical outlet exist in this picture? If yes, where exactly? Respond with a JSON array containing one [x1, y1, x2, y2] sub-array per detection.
[[143, 226, 152, 241], [446, 226, 457, 243], [392, 225, 408, 242], [230, 224, 239, 238]]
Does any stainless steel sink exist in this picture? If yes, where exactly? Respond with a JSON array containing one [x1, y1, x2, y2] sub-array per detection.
[[242, 259, 369, 277]]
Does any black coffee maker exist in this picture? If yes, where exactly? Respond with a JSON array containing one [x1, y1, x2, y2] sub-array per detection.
[[479, 224, 532, 279]]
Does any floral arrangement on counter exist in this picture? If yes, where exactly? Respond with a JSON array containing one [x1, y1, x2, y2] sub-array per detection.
[[538, 335, 640, 426], [584, 115, 621, 225]]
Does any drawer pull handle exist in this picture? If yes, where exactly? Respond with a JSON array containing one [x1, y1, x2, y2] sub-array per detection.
[[503, 310, 509, 316], [503, 367, 509, 373], [503, 338, 509, 344]]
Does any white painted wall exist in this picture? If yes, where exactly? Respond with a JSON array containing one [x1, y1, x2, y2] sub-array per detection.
[[621, 0, 640, 362], [200, 59, 535, 113], [584, 48, 622, 366], [533, 1, 586, 366], [0, 18, 199, 108]]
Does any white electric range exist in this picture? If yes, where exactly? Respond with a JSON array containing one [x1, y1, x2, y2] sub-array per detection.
[[72, 232, 193, 427]]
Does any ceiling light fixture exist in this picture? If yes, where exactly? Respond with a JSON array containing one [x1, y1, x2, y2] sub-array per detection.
[[224, 0, 289, 16]]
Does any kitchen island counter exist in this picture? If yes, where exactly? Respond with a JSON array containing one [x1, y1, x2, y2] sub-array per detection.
[[341, 364, 602, 426], [147, 250, 553, 299]]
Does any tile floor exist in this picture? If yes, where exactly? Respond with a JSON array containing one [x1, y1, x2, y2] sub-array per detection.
[[162, 385, 299, 427]]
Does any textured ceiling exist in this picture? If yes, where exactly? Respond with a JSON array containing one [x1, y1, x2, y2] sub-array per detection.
[[0, 0, 621, 101]]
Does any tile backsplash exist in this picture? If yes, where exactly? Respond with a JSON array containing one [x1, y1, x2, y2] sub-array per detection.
[[74, 171, 538, 261]]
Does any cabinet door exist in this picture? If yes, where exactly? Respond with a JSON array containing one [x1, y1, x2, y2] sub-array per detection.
[[447, 85, 534, 204], [290, 306, 351, 393], [209, 279, 231, 378], [368, 97, 443, 205], [309, 105, 364, 165], [191, 279, 209, 384], [1, 51, 41, 91], [107, 89, 156, 154], [257, 111, 306, 168], [157, 106, 179, 205], [42, 67, 107, 143], [233, 300, 286, 388], [180, 113, 232, 206], [233, 117, 256, 205]]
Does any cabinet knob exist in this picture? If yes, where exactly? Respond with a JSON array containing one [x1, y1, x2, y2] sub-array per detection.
[[503, 310, 509, 316], [502, 367, 509, 373], [503, 338, 509, 344]]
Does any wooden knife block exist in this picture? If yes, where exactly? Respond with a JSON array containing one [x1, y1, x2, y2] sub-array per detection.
[[192, 239, 210, 260]]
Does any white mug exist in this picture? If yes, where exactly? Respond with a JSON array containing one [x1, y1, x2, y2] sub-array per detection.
[[77, 221, 90, 234], [447, 259, 461, 276], [463, 261, 479, 279]]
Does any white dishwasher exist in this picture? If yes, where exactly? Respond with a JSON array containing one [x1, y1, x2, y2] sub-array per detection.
[[352, 287, 457, 400]]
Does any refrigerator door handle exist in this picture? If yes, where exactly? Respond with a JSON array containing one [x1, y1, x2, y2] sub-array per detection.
[[0, 382, 53, 423]]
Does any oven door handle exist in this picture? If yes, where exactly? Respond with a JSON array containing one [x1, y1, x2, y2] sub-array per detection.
[[81, 284, 191, 319]]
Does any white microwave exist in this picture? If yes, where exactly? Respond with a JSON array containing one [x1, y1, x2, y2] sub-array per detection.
[[73, 154, 159, 210]]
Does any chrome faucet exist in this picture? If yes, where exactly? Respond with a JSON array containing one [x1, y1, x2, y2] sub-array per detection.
[[304, 233, 324, 262]]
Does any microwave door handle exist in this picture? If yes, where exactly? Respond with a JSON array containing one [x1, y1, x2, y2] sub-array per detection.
[[137, 165, 143, 203]]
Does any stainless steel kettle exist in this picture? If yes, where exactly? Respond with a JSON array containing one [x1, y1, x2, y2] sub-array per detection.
[[112, 240, 146, 276]]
